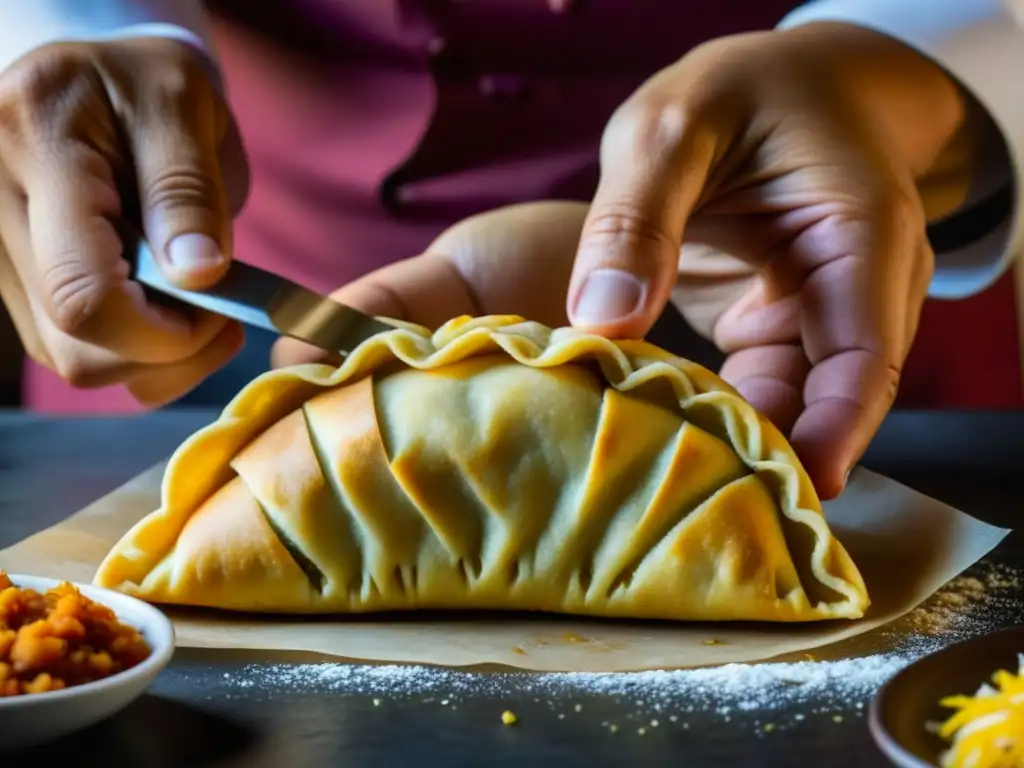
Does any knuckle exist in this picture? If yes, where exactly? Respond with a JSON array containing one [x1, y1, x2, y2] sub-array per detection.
[[0, 45, 91, 142], [38, 330, 103, 389], [104, 37, 214, 102], [607, 95, 690, 161], [131, 40, 219, 120], [868, 187, 926, 259], [40, 258, 111, 336], [152, 55, 211, 108], [823, 181, 926, 263], [912, 244, 936, 294], [637, 100, 689, 152], [99, 39, 225, 151], [883, 362, 902, 406], [858, 349, 902, 408], [142, 166, 221, 215], [54, 353, 99, 389], [875, 185, 925, 232], [585, 204, 675, 252], [839, 170, 924, 239], [606, 86, 723, 172]]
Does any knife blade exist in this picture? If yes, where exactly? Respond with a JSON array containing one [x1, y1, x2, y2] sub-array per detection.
[[132, 241, 394, 355]]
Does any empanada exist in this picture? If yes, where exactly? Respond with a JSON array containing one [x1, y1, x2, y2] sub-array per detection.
[[94, 315, 869, 622]]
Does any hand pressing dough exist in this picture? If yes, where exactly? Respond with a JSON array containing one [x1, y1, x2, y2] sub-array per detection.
[[94, 315, 869, 622]]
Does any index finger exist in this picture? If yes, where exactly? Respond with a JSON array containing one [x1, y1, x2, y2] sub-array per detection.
[[16, 140, 229, 365], [568, 98, 718, 337]]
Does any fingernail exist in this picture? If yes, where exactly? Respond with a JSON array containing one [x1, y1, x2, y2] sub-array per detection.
[[166, 234, 224, 271], [572, 268, 646, 326], [843, 466, 854, 487]]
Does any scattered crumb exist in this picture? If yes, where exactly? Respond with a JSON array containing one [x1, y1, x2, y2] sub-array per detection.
[[904, 567, 1018, 635], [513, 646, 527, 655], [702, 639, 724, 646], [650, 719, 659, 727], [985, 568, 1021, 590], [215, 562, 1022, 740], [501, 710, 518, 726], [638, 727, 647, 736]]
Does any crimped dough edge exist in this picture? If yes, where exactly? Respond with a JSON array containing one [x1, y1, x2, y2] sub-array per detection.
[[94, 314, 870, 619]]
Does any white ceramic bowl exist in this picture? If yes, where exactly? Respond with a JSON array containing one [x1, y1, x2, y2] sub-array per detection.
[[0, 574, 175, 752]]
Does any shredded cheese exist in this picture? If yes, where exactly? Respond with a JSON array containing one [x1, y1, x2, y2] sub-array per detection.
[[939, 654, 1024, 768]]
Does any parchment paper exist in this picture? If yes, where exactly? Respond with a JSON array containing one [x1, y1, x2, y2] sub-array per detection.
[[0, 464, 1008, 672]]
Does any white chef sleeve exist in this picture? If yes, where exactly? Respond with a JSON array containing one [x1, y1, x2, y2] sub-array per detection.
[[780, 0, 1024, 299]]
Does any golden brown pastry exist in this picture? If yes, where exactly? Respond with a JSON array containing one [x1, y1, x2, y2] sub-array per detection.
[[94, 315, 869, 622]]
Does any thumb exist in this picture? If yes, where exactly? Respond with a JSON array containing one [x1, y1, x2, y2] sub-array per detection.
[[131, 66, 232, 291], [568, 104, 717, 338]]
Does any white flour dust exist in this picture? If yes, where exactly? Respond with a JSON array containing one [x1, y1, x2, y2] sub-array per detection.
[[210, 563, 1022, 733], [229, 651, 905, 712]]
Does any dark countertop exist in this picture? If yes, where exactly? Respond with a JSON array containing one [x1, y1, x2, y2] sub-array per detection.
[[0, 408, 1020, 767]]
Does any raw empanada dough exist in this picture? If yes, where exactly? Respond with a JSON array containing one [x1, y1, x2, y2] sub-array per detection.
[[94, 315, 869, 622]]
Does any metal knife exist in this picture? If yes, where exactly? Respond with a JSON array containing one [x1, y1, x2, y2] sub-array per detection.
[[132, 240, 394, 355]]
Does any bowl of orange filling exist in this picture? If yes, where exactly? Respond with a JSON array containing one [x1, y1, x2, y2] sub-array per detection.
[[0, 571, 175, 751]]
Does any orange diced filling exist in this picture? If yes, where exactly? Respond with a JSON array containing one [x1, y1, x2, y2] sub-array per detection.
[[0, 570, 151, 697]]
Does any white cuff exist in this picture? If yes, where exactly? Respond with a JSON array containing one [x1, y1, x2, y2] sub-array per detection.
[[780, 0, 1024, 299], [0, 1, 222, 91]]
